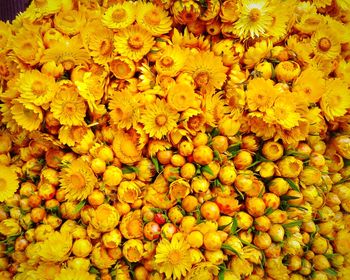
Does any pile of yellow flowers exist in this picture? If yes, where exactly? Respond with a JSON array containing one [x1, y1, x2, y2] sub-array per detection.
[[1, 0, 350, 279]]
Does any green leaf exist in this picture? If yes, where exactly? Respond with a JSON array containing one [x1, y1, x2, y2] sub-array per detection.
[[151, 156, 160, 173], [221, 244, 241, 257], [280, 195, 301, 201], [238, 238, 259, 249], [282, 220, 303, 228], [324, 253, 340, 259], [5, 244, 14, 255], [201, 165, 214, 176], [218, 270, 225, 280], [122, 165, 139, 174], [74, 200, 86, 214], [324, 268, 338, 277], [285, 178, 300, 192], [227, 143, 241, 157], [231, 217, 238, 235], [167, 176, 177, 183], [213, 150, 222, 162], [264, 207, 275, 215], [218, 221, 232, 231], [211, 127, 220, 137], [344, 158, 350, 167], [89, 266, 100, 275]]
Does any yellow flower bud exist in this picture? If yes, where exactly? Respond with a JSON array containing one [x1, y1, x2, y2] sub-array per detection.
[[233, 150, 253, 170], [103, 166, 123, 188], [275, 61, 301, 82], [191, 176, 210, 193], [122, 239, 144, 263], [256, 161, 276, 178], [219, 165, 237, 185], [67, 257, 90, 271], [117, 181, 141, 204], [72, 239, 92, 258], [0, 218, 21, 236], [277, 156, 303, 178], [236, 211, 253, 230], [91, 243, 116, 269], [204, 249, 225, 265]]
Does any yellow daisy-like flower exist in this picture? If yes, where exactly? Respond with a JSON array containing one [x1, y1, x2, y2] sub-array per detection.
[[55, 268, 96, 280], [267, 0, 293, 41], [171, 28, 211, 51], [41, 36, 90, 71], [185, 262, 219, 280], [320, 78, 350, 121], [108, 89, 140, 129], [167, 83, 196, 112], [112, 130, 142, 164], [0, 165, 19, 202], [276, 119, 309, 146], [0, 21, 11, 53], [294, 12, 325, 35], [11, 29, 44, 66], [25, 0, 61, 20], [85, 25, 114, 65], [117, 181, 141, 204], [155, 235, 192, 279], [18, 70, 56, 107], [0, 218, 21, 236], [38, 231, 72, 262], [181, 108, 206, 135], [51, 83, 87, 126], [54, 10, 86, 36], [310, 25, 341, 62], [11, 100, 43, 131], [136, 2, 173, 36], [102, 2, 136, 29], [265, 95, 301, 129], [234, 0, 273, 39], [243, 39, 273, 68], [313, 0, 332, 9], [155, 45, 187, 77], [246, 78, 278, 112], [202, 91, 229, 126], [114, 24, 154, 62], [109, 56, 136, 80], [248, 114, 276, 140], [59, 158, 97, 201], [147, 139, 172, 157], [293, 67, 326, 104], [140, 98, 179, 139], [184, 51, 227, 93]]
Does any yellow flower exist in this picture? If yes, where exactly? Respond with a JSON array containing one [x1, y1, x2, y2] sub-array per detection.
[[310, 24, 341, 62], [112, 130, 142, 164], [59, 158, 97, 201], [120, 210, 143, 239], [181, 108, 206, 136], [228, 256, 253, 278], [54, 268, 96, 280], [246, 78, 278, 112], [184, 51, 228, 94], [91, 204, 120, 232], [109, 56, 136, 80], [171, 28, 211, 51], [234, 0, 273, 39], [294, 12, 325, 35], [0, 165, 19, 202], [25, 0, 61, 20], [140, 98, 179, 139], [265, 95, 301, 129], [265, 257, 290, 280], [147, 139, 172, 157], [122, 239, 144, 263], [117, 181, 141, 204], [243, 39, 273, 68], [155, 45, 187, 77], [51, 83, 87, 126], [54, 10, 86, 36], [220, 0, 239, 23], [276, 119, 309, 146], [267, 0, 294, 41], [108, 89, 140, 129], [321, 78, 350, 121], [184, 262, 219, 280], [136, 2, 172, 36], [18, 70, 56, 107], [167, 83, 196, 112], [0, 218, 21, 236], [293, 67, 326, 103], [11, 100, 43, 131], [38, 231, 72, 262], [202, 91, 229, 127], [91, 243, 117, 269], [277, 156, 303, 178], [169, 179, 191, 201], [248, 114, 276, 140], [11, 29, 44, 66], [41, 36, 90, 71], [172, 0, 201, 25], [313, 0, 332, 8], [155, 235, 192, 279], [0, 21, 11, 53], [83, 22, 114, 65], [114, 24, 154, 62], [102, 2, 136, 30]]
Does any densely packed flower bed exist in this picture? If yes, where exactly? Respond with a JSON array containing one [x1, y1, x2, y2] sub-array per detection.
[[0, 0, 350, 279]]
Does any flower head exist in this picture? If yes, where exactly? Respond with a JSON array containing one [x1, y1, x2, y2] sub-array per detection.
[[140, 98, 179, 139], [155, 45, 187, 77], [112, 130, 142, 164], [102, 2, 136, 29], [91, 204, 120, 232], [122, 239, 144, 263], [54, 10, 86, 36], [55, 268, 96, 280], [38, 231, 72, 262], [0, 218, 21, 236], [136, 2, 172, 36], [234, 0, 273, 39], [167, 83, 196, 112], [246, 78, 278, 112], [117, 181, 141, 204], [0, 165, 19, 202], [114, 24, 154, 62], [120, 210, 143, 239], [59, 158, 97, 201], [155, 235, 192, 279], [11, 100, 43, 131]]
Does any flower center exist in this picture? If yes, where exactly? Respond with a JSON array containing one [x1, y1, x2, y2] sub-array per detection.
[[63, 102, 77, 115], [70, 173, 86, 189], [128, 35, 144, 50], [111, 60, 131, 77], [168, 249, 182, 265], [161, 56, 174, 67], [156, 114, 167, 126], [62, 59, 75, 71], [127, 247, 141, 261], [194, 71, 209, 87], [32, 81, 45, 95], [144, 9, 161, 25], [0, 178, 7, 189], [112, 8, 126, 22], [318, 37, 331, 52], [100, 40, 113, 55], [188, 116, 201, 129], [249, 8, 261, 22], [63, 15, 76, 23]]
